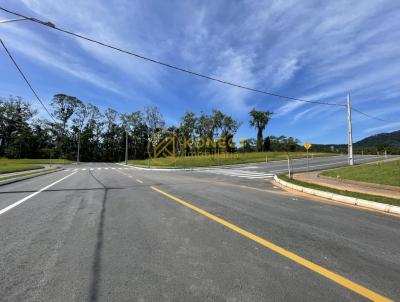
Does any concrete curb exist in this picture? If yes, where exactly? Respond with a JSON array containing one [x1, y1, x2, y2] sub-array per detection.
[[0, 169, 63, 187], [115, 154, 345, 171], [274, 175, 400, 215]]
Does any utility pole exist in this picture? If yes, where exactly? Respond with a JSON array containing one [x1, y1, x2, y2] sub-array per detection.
[[347, 93, 354, 166], [125, 127, 128, 165]]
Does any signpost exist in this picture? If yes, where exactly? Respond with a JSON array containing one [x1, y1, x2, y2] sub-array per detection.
[[304, 143, 312, 172]]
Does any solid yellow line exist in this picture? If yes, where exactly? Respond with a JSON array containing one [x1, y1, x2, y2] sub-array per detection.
[[151, 186, 392, 302], [116, 169, 144, 184]]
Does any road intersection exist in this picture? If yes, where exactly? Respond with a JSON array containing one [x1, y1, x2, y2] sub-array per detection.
[[0, 155, 399, 301]]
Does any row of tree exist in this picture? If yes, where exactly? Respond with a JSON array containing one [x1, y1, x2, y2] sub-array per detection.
[[0, 94, 282, 161]]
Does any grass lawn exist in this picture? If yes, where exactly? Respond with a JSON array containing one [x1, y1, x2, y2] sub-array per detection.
[[0, 158, 73, 174], [280, 175, 400, 207], [127, 152, 334, 168], [0, 168, 61, 181], [321, 159, 400, 187]]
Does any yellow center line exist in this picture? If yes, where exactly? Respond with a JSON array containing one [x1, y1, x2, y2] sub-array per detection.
[[116, 169, 145, 184], [150, 186, 392, 302]]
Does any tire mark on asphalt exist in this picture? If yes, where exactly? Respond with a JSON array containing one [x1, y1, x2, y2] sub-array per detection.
[[88, 170, 108, 302]]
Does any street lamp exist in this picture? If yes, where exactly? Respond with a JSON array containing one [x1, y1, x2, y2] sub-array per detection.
[[0, 18, 28, 24], [0, 16, 55, 27]]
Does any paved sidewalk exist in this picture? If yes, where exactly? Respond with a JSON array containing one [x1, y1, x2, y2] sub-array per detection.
[[294, 171, 400, 199]]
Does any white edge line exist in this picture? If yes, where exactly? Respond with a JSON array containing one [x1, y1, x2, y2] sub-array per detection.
[[269, 157, 386, 173], [0, 171, 77, 216]]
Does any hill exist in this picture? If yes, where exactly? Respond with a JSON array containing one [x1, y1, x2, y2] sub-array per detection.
[[311, 129, 400, 154], [355, 130, 400, 147]]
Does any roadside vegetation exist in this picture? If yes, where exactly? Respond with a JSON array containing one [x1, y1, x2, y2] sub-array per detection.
[[0, 158, 72, 174], [280, 175, 400, 207], [128, 152, 332, 168], [1, 95, 338, 165], [321, 159, 400, 187]]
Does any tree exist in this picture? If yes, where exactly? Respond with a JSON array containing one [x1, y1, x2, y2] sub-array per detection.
[[249, 109, 273, 152], [51, 94, 80, 157], [103, 108, 119, 161], [221, 115, 241, 152], [180, 112, 197, 153], [144, 106, 165, 135], [86, 104, 104, 161], [195, 112, 214, 152], [240, 138, 256, 152], [0, 96, 36, 158], [263, 136, 271, 151], [72, 102, 90, 163], [122, 111, 147, 159]]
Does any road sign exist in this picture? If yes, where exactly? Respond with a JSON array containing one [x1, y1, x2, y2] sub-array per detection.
[[304, 143, 312, 150]]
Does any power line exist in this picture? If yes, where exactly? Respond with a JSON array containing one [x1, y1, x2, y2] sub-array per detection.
[[0, 38, 56, 122], [352, 107, 399, 123], [0, 6, 345, 108]]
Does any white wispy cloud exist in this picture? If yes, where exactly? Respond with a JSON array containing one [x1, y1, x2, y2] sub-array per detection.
[[1, 0, 399, 142], [365, 122, 400, 133]]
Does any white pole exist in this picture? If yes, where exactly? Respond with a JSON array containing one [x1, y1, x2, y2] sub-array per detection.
[[347, 93, 354, 166], [125, 128, 128, 165], [287, 156, 291, 178]]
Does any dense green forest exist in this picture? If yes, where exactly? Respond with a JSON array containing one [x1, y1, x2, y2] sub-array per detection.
[[1, 94, 303, 162]]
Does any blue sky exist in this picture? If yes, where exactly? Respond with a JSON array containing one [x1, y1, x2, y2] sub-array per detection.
[[1, 0, 400, 144]]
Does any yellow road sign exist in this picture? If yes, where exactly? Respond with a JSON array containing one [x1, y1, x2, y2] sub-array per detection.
[[304, 143, 312, 150]]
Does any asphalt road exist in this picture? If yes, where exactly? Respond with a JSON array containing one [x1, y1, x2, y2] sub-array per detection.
[[0, 157, 399, 301]]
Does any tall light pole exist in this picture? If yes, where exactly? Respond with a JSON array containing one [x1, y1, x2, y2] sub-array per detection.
[[125, 127, 128, 165], [347, 93, 354, 166]]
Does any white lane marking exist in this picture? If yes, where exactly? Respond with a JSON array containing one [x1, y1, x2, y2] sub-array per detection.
[[118, 168, 122, 170], [195, 168, 275, 179], [97, 168, 102, 170], [65, 169, 70, 172], [90, 168, 94, 171], [111, 168, 115, 170], [82, 168, 87, 171], [136, 179, 143, 183], [105, 168, 109, 170], [269, 155, 389, 173], [0, 171, 77, 216], [226, 172, 274, 177], [238, 175, 274, 179]]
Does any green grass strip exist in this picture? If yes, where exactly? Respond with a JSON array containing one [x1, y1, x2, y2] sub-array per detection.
[[0, 168, 60, 182], [280, 174, 400, 207], [321, 159, 400, 187]]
